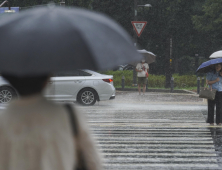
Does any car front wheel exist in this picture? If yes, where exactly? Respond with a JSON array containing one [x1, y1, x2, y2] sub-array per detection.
[[0, 87, 17, 104], [77, 88, 97, 106]]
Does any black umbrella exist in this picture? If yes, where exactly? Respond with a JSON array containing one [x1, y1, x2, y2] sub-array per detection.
[[0, 5, 142, 76]]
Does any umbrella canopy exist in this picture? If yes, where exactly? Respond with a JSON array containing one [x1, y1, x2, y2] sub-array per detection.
[[0, 5, 143, 76], [196, 58, 222, 73], [209, 50, 222, 59], [130, 49, 156, 66]]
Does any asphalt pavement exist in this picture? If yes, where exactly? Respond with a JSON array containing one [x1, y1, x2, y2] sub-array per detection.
[[77, 91, 222, 170], [0, 91, 220, 169]]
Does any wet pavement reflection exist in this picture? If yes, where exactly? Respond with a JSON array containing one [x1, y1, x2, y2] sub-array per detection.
[[210, 127, 222, 169], [77, 92, 222, 170]]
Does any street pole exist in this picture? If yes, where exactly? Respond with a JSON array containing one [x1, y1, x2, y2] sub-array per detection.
[[132, 0, 138, 87], [165, 37, 173, 88], [170, 37, 172, 80], [195, 54, 199, 73]]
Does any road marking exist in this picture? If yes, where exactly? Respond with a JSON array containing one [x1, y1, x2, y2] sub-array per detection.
[[100, 148, 216, 153], [104, 163, 218, 168], [91, 128, 211, 132], [83, 104, 218, 169], [103, 157, 218, 163], [90, 123, 221, 128], [97, 144, 215, 148], [97, 140, 214, 144], [94, 136, 213, 141], [93, 131, 211, 134], [88, 120, 205, 123], [93, 134, 211, 137], [0, 106, 6, 110], [103, 152, 217, 157]]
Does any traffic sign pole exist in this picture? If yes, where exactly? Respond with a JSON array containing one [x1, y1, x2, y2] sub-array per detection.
[[132, 20, 147, 87], [132, 0, 138, 87]]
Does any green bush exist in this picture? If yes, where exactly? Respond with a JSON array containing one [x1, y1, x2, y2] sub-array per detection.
[[173, 74, 198, 88], [147, 74, 165, 88], [100, 70, 202, 88]]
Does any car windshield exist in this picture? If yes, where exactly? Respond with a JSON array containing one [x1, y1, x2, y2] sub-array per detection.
[[54, 70, 92, 77]]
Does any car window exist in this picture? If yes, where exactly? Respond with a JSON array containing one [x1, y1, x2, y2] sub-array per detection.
[[54, 70, 80, 77], [82, 69, 101, 76], [54, 70, 92, 77], [79, 70, 92, 76]]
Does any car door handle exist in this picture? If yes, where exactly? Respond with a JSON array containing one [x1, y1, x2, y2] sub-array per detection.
[[49, 81, 53, 84]]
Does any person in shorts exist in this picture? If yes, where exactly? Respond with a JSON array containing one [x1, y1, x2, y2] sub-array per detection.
[[136, 59, 149, 95]]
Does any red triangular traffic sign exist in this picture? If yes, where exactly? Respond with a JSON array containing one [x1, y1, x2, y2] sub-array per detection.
[[131, 21, 147, 37]]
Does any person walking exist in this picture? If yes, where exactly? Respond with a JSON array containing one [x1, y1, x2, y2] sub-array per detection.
[[0, 74, 102, 170], [206, 63, 222, 125], [136, 59, 149, 95]]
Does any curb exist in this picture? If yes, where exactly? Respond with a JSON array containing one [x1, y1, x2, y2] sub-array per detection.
[[116, 88, 195, 94]]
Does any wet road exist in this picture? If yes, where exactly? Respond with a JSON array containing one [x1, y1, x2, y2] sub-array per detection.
[[0, 91, 220, 169], [77, 91, 221, 170]]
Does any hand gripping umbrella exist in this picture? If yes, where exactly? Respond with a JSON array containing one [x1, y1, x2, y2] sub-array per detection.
[[0, 5, 143, 76], [196, 58, 222, 73]]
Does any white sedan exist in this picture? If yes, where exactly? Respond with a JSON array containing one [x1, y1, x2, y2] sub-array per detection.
[[0, 69, 115, 105]]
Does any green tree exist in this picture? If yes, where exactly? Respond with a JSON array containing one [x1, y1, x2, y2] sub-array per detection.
[[192, 0, 222, 54], [192, 0, 222, 32], [3, 0, 215, 77], [92, 0, 134, 34]]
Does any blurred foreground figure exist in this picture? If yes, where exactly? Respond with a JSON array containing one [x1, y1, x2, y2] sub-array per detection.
[[0, 5, 143, 170], [0, 75, 102, 170]]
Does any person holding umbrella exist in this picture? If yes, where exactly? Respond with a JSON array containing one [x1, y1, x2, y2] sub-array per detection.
[[206, 63, 222, 125], [0, 5, 143, 170], [136, 59, 149, 95]]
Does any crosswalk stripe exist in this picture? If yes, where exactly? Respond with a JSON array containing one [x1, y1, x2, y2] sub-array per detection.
[[94, 134, 211, 137], [88, 120, 205, 123], [96, 140, 214, 144], [103, 157, 218, 163], [92, 131, 211, 134], [84, 107, 218, 169], [94, 137, 213, 141], [100, 148, 216, 152], [89, 123, 216, 127], [97, 144, 215, 148], [91, 128, 211, 131], [91, 129, 212, 132], [104, 163, 218, 168], [103, 152, 217, 157]]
